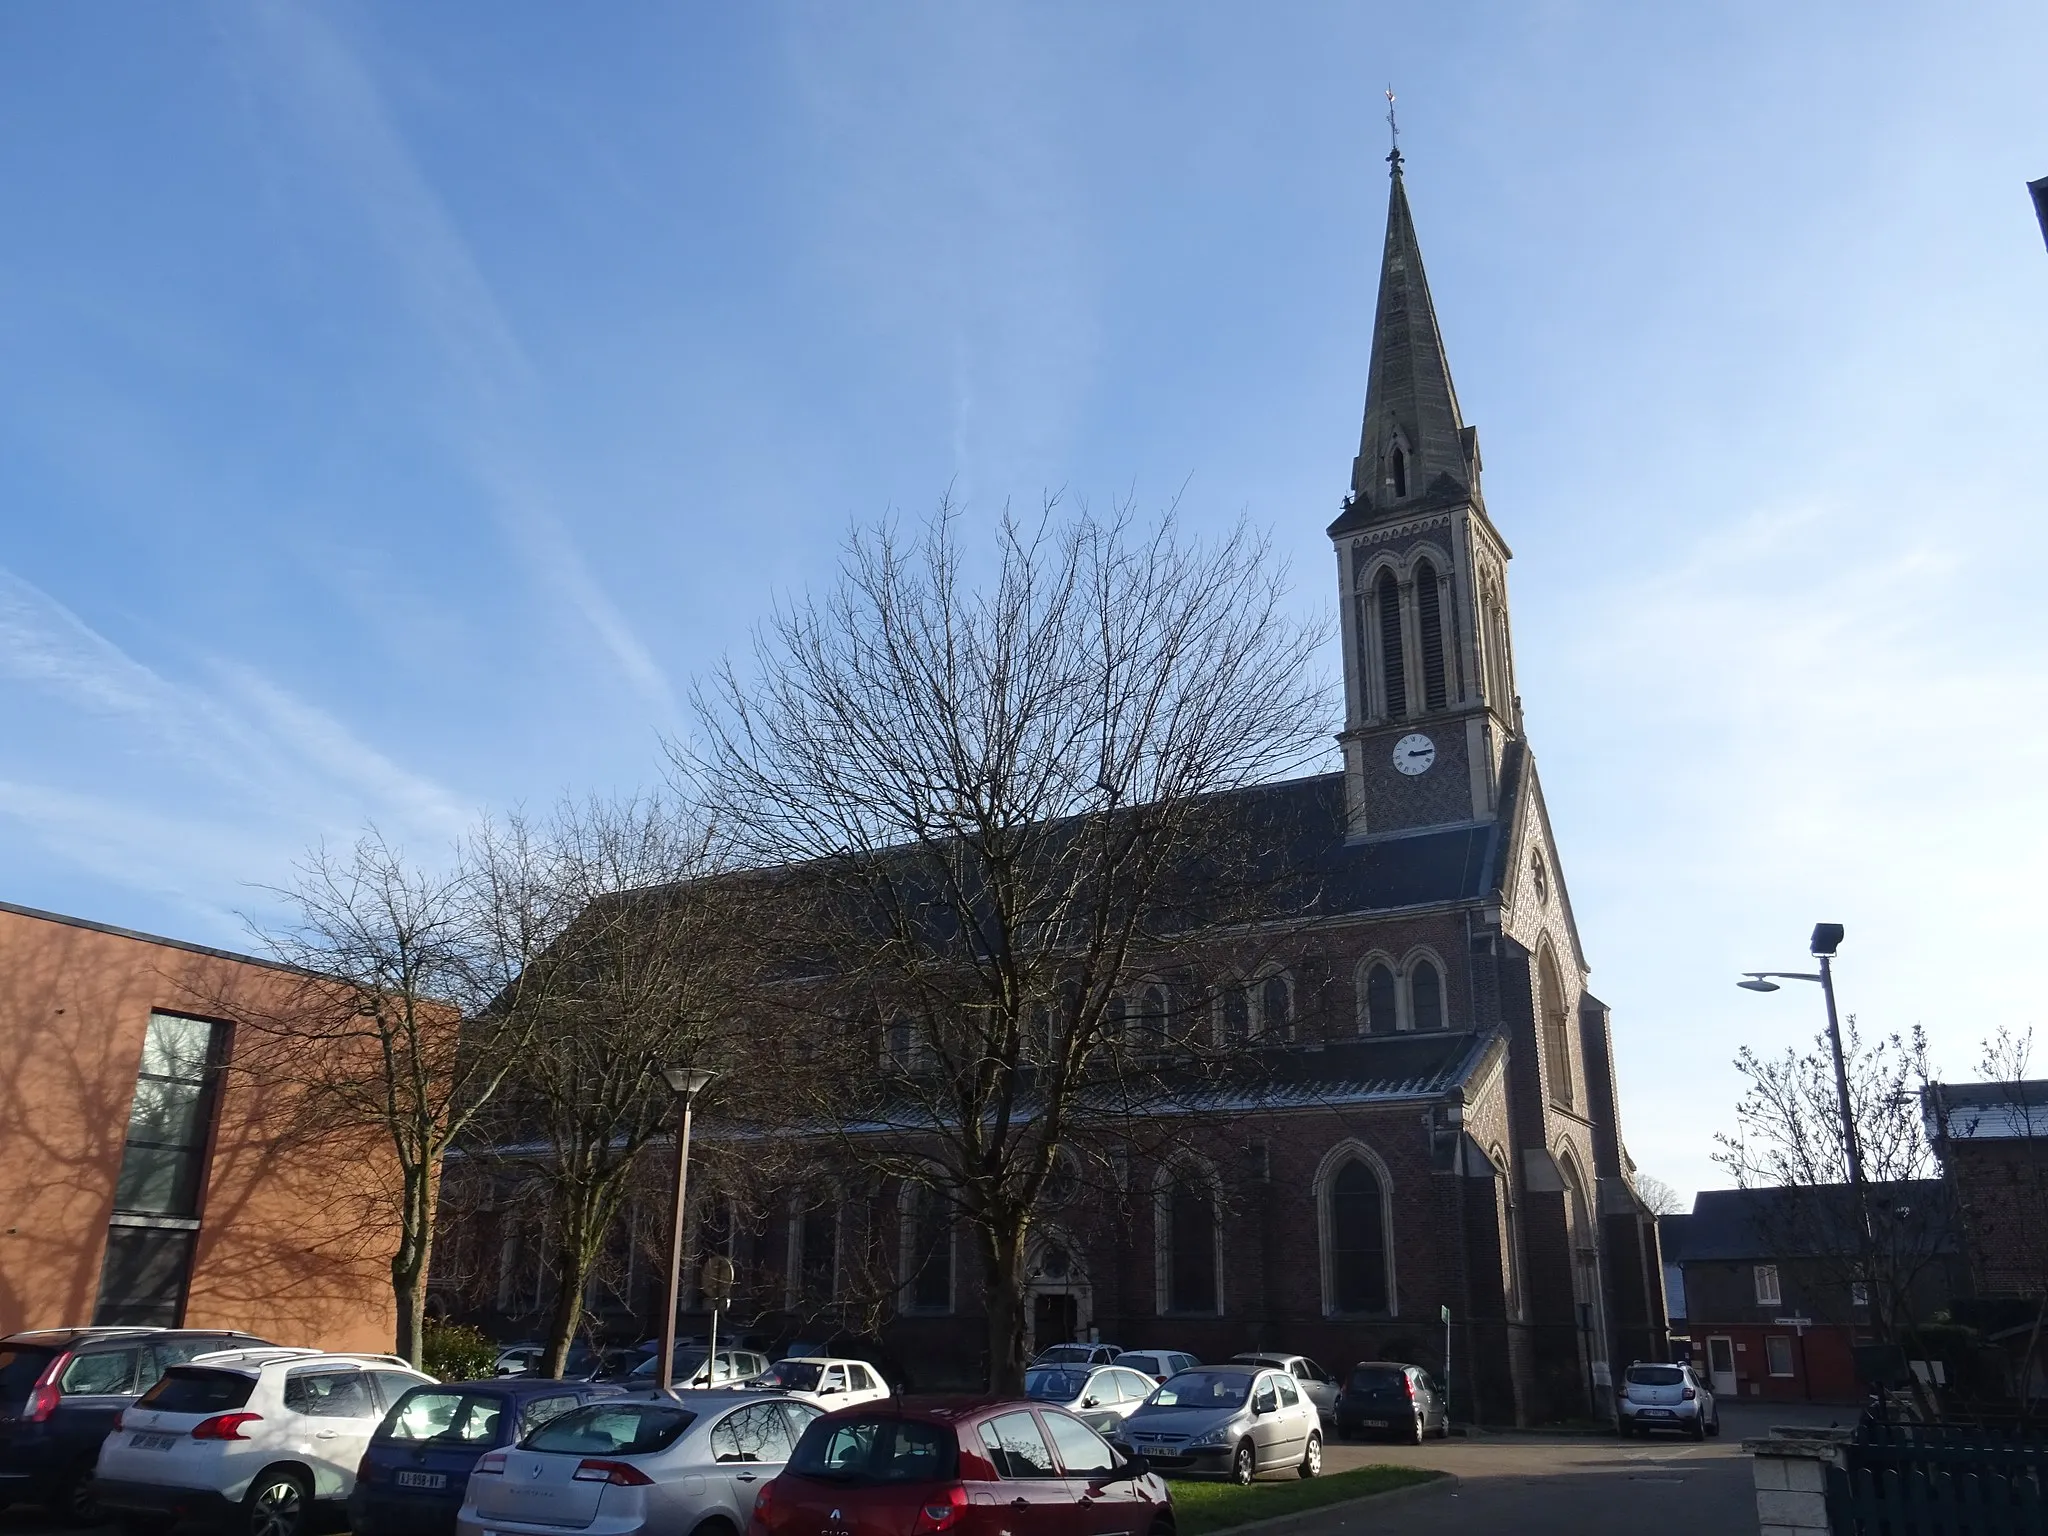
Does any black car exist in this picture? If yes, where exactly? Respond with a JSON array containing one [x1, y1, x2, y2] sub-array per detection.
[[1334, 1360, 1448, 1444], [0, 1326, 269, 1524], [348, 1379, 618, 1536]]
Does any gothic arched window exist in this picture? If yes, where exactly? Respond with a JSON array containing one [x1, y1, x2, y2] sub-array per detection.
[[1136, 982, 1168, 1049], [1390, 445, 1408, 498], [1159, 1168, 1219, 1314], [1363, 962, 1397, 1035], [1376, 569, 1406, 720], [1259, 971, 1293, 1041], [1415, 559, 1448, 711], [1409, 958, 1445, 1031], [1217, 981, 1250, 1044], [1539, 944, 1574, 1109], [904, 1184, 953, 1313], [1328, 1157, 1391, 1314]]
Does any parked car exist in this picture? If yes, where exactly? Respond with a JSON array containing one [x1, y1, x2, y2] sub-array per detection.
[[1333, 1362, 1447, 1444], [1021, 1363, 1157, 1437], [456, 1391, 820, 1536], [1110, 1351, 1199, 1385], [622, 1348, 770, 1389], [745, 1359, 892, 1411], [0, 1326, 270, 1525], [1228, 1354, 1338, 1428], [749, 1398, 1169, 1536], [94, 1347, 434, 1536], [491, 1346, 543, 1379], [1617, 1362, 1718, 1441], [349, 1379, 620, 1536], [1115, 1364, 1322, 1484], [1029, 1343, 1122, 1369]]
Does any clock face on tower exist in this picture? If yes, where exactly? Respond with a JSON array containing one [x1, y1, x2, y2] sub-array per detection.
[[1392, 732, 1437, 776]]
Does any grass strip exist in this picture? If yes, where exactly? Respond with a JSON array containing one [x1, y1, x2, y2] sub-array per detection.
[[1169, 1465, 1447, 1535]]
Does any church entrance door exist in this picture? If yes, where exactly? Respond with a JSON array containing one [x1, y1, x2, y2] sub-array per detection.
[[1033, 1292, 1079, 1348]]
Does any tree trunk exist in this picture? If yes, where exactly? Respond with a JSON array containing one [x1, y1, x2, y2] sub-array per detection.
[[541, 1247, 587, 1381], [391, 1161, 435, 1367], [982, 1223, 1030, 1395]]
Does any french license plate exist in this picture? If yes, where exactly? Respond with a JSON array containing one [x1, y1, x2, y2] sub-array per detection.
[[1362, 1419, 1388, 1429], [1641, 1409, 1673, 1418], [131, 1433, 180, 1450], [395, 1471, 448, 1490]]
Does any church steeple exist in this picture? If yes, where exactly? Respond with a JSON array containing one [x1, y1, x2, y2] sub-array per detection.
[[1331, 154, 1480, 532], [1327, 150, 1519, 839]]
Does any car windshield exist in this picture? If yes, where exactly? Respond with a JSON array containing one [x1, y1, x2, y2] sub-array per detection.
[[1148, 1372, 1250, 1409], [525, 1403, 695, 1456], [788, 1416, 958, 1485], [1626, 1366, 1684, 1387], [628, 1349, 708, 1381], [757, 1362, 825, 1391], [1023, 1369, 1086, 1401], [138, 1368, 257, 1414], [1034, 1346, 1094, 1365], [0, 1347, 58, 1400], [384, 1390, 505, 1444], [1348, 1367, 1406, 1392]]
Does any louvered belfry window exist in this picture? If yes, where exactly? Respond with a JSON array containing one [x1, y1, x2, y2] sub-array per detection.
[[1376, 569, 1406, 719], [1415, 560, 1448, 710]]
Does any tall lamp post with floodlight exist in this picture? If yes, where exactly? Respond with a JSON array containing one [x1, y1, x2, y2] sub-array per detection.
[[656, 1067, 715, 1392]]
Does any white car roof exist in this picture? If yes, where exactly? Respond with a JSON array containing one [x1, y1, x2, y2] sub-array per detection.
[[183, 1347, 427, 1376], [776, 1357, 869, 1367]]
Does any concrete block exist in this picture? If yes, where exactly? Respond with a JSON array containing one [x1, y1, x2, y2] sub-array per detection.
[[1751, 1456, 1788, 1490], [1783, 1456, 1825, 1493], [1756, 1488, 1828, 1528]]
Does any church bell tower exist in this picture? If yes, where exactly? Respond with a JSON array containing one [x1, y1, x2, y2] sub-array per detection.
[[1328, 148, 1523, 839]]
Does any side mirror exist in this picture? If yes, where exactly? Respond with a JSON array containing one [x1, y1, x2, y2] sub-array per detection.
[[1081, 1396, 1099, 1409], [1088, 1454, 1150, 1492]]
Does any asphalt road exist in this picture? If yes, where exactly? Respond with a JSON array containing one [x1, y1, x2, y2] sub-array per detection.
[[2, 1402, 1849, 1536]]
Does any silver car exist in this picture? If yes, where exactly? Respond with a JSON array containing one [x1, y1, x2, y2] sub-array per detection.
[[1115, 1364, 1322, 1484], [1230, 1353, 1339, 1428], [455, 1391, 821, 1536], [1618, 1362, 1719, 1440], [1022, 1363, 1158, 1437]]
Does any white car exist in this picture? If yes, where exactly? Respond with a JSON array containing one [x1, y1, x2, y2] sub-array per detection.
[[94, 1347, 434, 1536], [1113, 1350, 1200, 1383], [744, 1358, 892, 1410], [457, 1391, 821, 1536]]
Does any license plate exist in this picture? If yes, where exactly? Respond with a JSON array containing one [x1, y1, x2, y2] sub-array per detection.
[[395, 1471, 448, 1490], [1362, 1419, 1387, 1428], [131, 1433, 180, 1450], [1641, 1409, 1673, 1418]]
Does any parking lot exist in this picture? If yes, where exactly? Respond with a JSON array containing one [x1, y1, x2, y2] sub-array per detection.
[[2, 1401, 1848, 1536]]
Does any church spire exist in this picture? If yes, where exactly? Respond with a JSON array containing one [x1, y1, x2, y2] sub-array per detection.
[[1333, 151, 1479, 530]]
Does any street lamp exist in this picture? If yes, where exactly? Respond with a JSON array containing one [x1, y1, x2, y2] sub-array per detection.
[[1737, 922, 1868, 1219], [656, 1066, 715, 1392]]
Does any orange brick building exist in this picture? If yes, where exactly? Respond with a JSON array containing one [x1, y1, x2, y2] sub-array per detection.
[[0, 900, 398, 1351]]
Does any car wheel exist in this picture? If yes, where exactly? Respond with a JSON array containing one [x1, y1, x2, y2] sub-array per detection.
[[55, 1469, 102, 1527], [244, 1469, 311, 1536], [1689, 1415, 1707, 1442], [1408, 1412, 1425, 1446], [1707, 1413, 1722, 1438], [1437, 1414, 1451, 1439], [1230, 1441, 1256, 1486], [1298, 1433, 1322, 1480]]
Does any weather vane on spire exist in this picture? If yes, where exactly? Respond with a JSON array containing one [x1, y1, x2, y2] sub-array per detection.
[[1385, 86, 1402, 172]]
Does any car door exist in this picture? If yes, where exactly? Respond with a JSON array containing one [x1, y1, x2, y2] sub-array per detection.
[[1041, 1410, 1146, 1536], [706, 1401, 796, 1520], [1272, 1374, 1311, 1460], [1292, 1361, 1337, 1425], [979, 1410, 1076, 1536], [282, 1369, 385, 1497], [51, 1345, 142, 1491], [1246, 1375, 1288, 1470]]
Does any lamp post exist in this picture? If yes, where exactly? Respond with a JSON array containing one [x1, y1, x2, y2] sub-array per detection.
[[1737, 922, 1864, 1201], [656, 1067, 715, 1392]]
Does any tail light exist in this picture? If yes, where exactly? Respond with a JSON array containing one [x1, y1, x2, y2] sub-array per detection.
[[474, 1454, 507, 1476], [573, 1460, 654, 1486], [751, 1480, 777, 1525], [357, 1454, 377, 1483], [192, 1413, 262, 1440], [1403, 1377, 1417, 1403], [28, 1353, 71, 1423], [112, 1411, 127, 1431], [913, 1483, 968, 1535]]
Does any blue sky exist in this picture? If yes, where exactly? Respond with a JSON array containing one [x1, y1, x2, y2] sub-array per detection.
[[1, 2, 2043, 1201]]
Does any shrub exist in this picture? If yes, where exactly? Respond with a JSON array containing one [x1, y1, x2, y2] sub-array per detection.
[[422, 1321, 499, 1383]]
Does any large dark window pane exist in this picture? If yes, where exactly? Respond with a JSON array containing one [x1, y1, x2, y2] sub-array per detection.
[[113, 1143, 207, 1218], [908, 1189, 951, 1311], [1410, 961, 1444, 1031], [124, 1078, 209, 1148], [94, 1227, 196, 1327], [1331, 1161, 1388, 1313], [1167, 1179, 1217, 1313], [110, 1014, 224, 1220], [1365, 964, 1397, 1034]]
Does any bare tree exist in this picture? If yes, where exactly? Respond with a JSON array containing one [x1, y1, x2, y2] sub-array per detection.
[[467, 794, 779, 1379], [1633, 1174, 1684, 1217], [1715, 1020, 1950, 1401], [684, 501, 1332, 1392], [231, 832, 515, 1366]]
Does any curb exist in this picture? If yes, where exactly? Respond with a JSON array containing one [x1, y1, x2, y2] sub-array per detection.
[[1192, 1473, 1460, 1536]]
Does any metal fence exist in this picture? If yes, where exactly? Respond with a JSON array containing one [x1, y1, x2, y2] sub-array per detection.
[[1828, 1423, 2048, 1534]]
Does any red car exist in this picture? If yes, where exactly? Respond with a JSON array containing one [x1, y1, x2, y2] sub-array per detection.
[[750, 1399, 1173, 1536]]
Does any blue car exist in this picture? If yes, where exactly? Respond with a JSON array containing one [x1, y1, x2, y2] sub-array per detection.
[[348, 1380, 616, 1536]]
